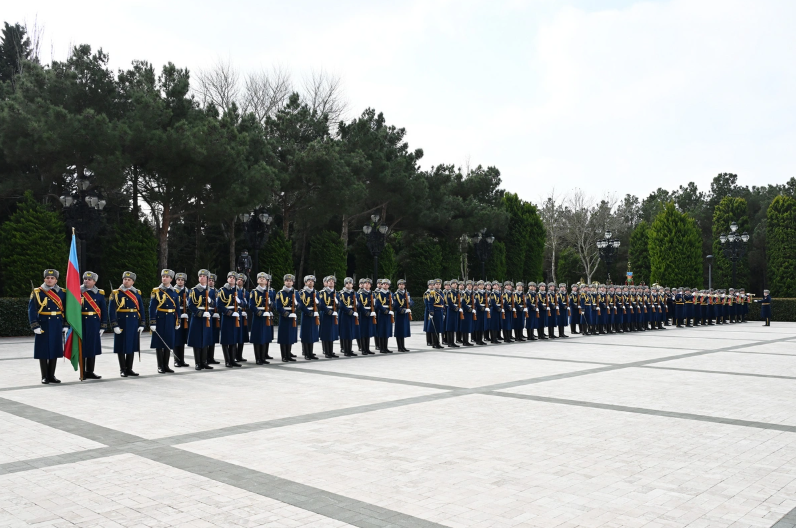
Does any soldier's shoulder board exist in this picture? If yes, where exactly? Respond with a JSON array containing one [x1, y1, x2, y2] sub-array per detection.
[[98, 289, 105, 295]]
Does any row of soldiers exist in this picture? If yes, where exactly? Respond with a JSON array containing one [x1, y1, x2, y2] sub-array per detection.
[[28, 269, 772, 384], [420, 279, 768, 348], [28, 268, 412, 383]]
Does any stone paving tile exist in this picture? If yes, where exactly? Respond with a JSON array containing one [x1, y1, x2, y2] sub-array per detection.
[[276, 349, 596, 388], [177, 394, 796, 528], [648, 350, 796, 378], [0, 453, 355, 527], [0, 410, 105, 465], [445, 343, 691, 365], [0, 369, 442, 440], [506, 365, 796, 426]]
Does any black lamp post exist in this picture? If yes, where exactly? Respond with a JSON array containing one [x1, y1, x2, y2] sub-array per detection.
[[596, 230, 620, 284], [473, 228, 495, 280], [719, 221, 749, 289], [706, 255, 713, 289], [59, 175, 107, 272], [362, 214, 388, 281], [239, 207, 274, 282]]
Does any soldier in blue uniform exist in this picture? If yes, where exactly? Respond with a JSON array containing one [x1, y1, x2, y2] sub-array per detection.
[[557, 283, 570, 338], [217, 271, 243, 368], [523, 282, 537, 341], [29, 269, 67, 384], [275, 274, 298, 362], [80, 271, 107, 380], [424, 279, 444, 348], [109, 271, 145, 378], [499, 281, 514, 343], [458, 280, 475, 347], [357, 278, 377, 354], [545, 282, 559, 339], [567, 284, 579, 335], [393, 279, 413, 352], [235, 273, 249, 362], [338, 277, 359, 356], [485, 281, 498, 343], [206, 273, 220, 365], [297, 275, 320, 360], [173, 273, 191, 368], [444, 279, 460, 347], [512, 282, 526, 342], [248, 272, 274, 365], [318, 275, 340, 358], [187, 269, 215, 370], [755, 290, 772, 326], [375, 279, 395, 353], [472, 280, 488, 345], [149, 269, 180, 374]]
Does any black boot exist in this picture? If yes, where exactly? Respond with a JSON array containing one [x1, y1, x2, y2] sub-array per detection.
[[349, 339, 359, 355], [126, 354, 139, 376], [47, 358, 60, 383], [548, 326, 558, 339], [194, 348, 203, 370], [559, 326, 568, 338], [235, 343, 247, 362], [84, 356, 101, 379], [463, 333, 475, 347], [527, 328, 537, 341], [263, 343, 273, 360], [447, 332, 460, 348], [222, 345, 233, 367], [207, 344, 219, 364], [254, 345, 264, 365], [329, 341, 339, 358], [160, 349, 174, 373], [380, 337, 393, 353], [39, 359, 49, 384], [433, 333, 444, 349], [118, 353, 128, 377]]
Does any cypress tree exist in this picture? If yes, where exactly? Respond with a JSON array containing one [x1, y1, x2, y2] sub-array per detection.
[[712, 196, 749, 289], [523, 201, 546, 283], [649, 202, 702, 287], [629, 221, 651, 285], [260, 229, 294, 290], [308, 230, 347, 282], [402, 236, 442, 298], [767, 195, 796, 297], [0, 191, 68, 296], [103, 218, 158, 293], [485, 240, 507, 281]]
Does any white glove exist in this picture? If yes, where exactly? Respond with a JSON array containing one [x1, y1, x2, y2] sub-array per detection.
[[62, 327, 69, 335], [313, 311, 319, 317], [213, 313, 220, 319], [353, 312, 359, 317], [33, 328, 42, 335], [99, 329, 104, 337], [388, 311, 394, 315], [485, 308, 490, 312], [512, 308, 516, 312], [266, 312, 273, 317], [370, 312, 376, 317], [333, 311, 338, 316], [242, 312, 247, 318], [113, 327, 122, 334], [203, 311, 211, 319], [150, 325, 156, 332], [137, 326, 144, 333], [523, 308, 528, 313], [180, 313, 188, 319], [232, 312, 240, 318], [289, 313, 297, 319], [175, 324, 180, 329], [235, 297, 242, 304]]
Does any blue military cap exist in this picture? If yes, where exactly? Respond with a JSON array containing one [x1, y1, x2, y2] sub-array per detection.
[[161, 269, 175, 279], [82, 271, 98, 281], [122, 271, 137, 281]]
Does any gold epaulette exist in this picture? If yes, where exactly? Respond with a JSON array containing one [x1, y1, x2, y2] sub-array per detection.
[[98, 289, 105, 295]]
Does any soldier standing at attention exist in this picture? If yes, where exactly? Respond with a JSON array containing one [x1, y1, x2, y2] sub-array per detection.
[[298, 275, 320, 360], [248, 272, 274, 365], [109, 271, 145, 378], [557, 283, 570, 338], [276, 274, 298, 362], [149, 269, 180, 374], [338, 277, 359, 356], [318, 275, 340, 358], [207, 273, 221, 365], [80, 271, 106, 380], [217, 271, 243, 368], [513, 282, 526, 342], [235, 273, 250, 362], [755, 290, 772, 326], [358, 278, 377, 355], [29, 269, 67, 384], [173, 273, 191, 368], [375, 278, 395, 353], [393, 279, 413, 352], [187, 269, 215, 370]]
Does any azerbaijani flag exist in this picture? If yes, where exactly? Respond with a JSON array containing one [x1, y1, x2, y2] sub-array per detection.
[[64, 233, 83, 372]]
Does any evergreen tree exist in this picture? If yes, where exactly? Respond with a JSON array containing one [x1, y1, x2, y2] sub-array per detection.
[[649, 203, 702, 287], [555, 247, 581, 288], [401, 236, 442, 297], [308, 230, 347, 282], [712, 196, 749, 290], [485, 241, 507, 281], [378, 243, 398, 284], [0, 22, 32, 85], [103, 217, 158, 294], [523, 201, 546, 283], [503, 193, 528, 279], [767, 195, 796, 297], [0, 191, 67, 296], [260, 229, 294, 290], [629, 221, 651, 285]]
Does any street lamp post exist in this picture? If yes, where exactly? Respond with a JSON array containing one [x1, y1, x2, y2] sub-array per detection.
[[718, 221, 749, 289], [473, 228, 495, 280], [362, 214, 388, 281], [706, 255, 713, 290], [596, 230, 621, 284], [59, 175, 107, 272], [239, 207, 274, 282]]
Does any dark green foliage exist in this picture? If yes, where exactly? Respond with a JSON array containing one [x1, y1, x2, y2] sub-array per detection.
[[260, 229, 294, 290], [401, 236, 442, 299], [712, 196, 749, 289], [0, 297, 31, 336], [555, 247, 581, 288], [379, 243, 398, 284], [767, 195, 796, 297], [501, 193, 546, 283], [649, 203, 702, 287], [0, 22, 32, 85], [308, 230, 347, 282], [629, 221, 650, 285], [746, 298, 796, 322], [524, 202, 545, 283], [0, 191, 68, 296], [485, 241, 506, 281], [103, 217, 158, 293]]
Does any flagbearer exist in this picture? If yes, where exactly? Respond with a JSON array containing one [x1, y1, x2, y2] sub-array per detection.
[[80, 271, 107, 379], [29, 269, 67, 384], [109, 271, 145, 378], [149, 269, 181, 374]]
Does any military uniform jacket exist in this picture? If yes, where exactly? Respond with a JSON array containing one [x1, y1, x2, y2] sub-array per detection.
[[208, 287, 221, 343], [298, 288, 320, 343], [28, 285, 67, 360], [338, 289, 359, 340], [248, 287, 275, 345], [358, 290, 378, 337], [318, 288, 339, 342], [149, 285, 180, 350], [187, 284, 215, 349], [374, 289, 394, 338], [444, 290, 460, 332], [174, 286, 189, 347], [275, 288, 298, 344], [424, 289, 444, 333], [80, 286, 107, 358], [217, 285, 244, 345], [238, 288, 250, 343], [546, 292, 559, 326], [109, 287, 144, 354], [392, 289, 413, 338], [512, 292, 525, 328]]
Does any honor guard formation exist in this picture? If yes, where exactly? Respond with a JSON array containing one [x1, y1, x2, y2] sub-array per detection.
[[28, 269, 772, 384]]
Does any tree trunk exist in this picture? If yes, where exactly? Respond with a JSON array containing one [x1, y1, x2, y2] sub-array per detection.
[[550, 246, 557, 284], [194, 210, 202, 271], [132, 166, 139, 219], [159, 202, 170, 269], [298, 228, 308, 282], [229, 218, 236, 271], [341, 214, 349, 247]]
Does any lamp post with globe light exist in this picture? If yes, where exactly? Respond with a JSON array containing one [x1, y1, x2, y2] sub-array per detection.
[[596, 230, 621, 284], [59, 175, 107, 272], [238, 207, 274, 282], [473, 228, 495, 280], [718, 221, 749, 290], [363, 214, 389, 281]]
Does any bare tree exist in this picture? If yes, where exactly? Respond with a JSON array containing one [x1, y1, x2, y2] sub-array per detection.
[[564, 189, 617, 283], [241, 65, 292, 123], [195, 57, 240, 110], [23, 16, 44, 64], [539, 189, 568, 284], [301, 69, 349, 127]]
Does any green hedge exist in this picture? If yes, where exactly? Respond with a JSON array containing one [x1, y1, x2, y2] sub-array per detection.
[[0, 298, 33, 337], [747, 298, 796, 322]]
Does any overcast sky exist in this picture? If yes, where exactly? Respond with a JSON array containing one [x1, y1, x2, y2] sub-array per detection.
[[7, 0, 796, 204]]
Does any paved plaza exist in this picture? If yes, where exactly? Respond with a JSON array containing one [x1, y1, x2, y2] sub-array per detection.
[[1, 323, 795, 528]]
